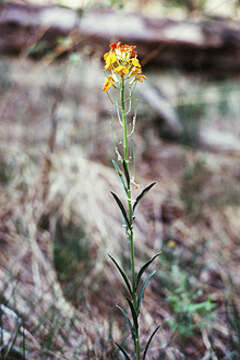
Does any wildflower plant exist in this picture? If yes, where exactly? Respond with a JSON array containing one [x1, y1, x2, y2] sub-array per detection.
[[166, 265, 215, 337], [103, 41, 160, 360]]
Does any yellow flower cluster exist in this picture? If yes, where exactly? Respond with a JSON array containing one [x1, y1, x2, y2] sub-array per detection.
[[103, 42, 146, 92]]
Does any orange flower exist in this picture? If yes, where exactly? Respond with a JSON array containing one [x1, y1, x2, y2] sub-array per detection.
[[103, 75, 116, 92], [130, 74, 147, 84], [110, 42, 117, 50], [103, 42, 146, 91], [135, 74, 147, 83]]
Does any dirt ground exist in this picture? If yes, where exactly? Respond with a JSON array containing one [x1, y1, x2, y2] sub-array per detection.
[[0, 53, 240, 359]]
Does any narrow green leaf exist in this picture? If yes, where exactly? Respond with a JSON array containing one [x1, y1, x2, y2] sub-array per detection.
[[115, 343, 131, 360], [112, 160, 128, 194], [108, 255, 132, 295], [111, 191, 130, 230], [143, 325, 160, 360], [123, 160, 130, 188], [137, 271, 156, 312], [135, 253, 160, 291], [133, 182, 156, 213], [116, 305, 135, 344], [231, 299, 240, 337], [126, 298, 138, 332]]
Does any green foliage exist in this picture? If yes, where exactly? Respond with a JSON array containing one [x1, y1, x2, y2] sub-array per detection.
[[0, 160, 12, 186], [180, 158, 209, 216], [106, 0, 128, 10], [106, 44, 158, 360], [111, 192, 131, 230], [177, 98, 205, 146], [110, 251, 159, 359], [135, 253, 160, 292], [225, 303, 240, 358], [109, 255, 132, 296], [38, 307, 65, 356], [53, 219, 91, 305], [75, 0, 128, 12], [69, 52, 81, 65], [27, 41, 49, 57], [162, 0, 207, 12], [56, 36, 73, 47], [181, 156, 240, 215], [133, 183, 156, 214], [115, 343, 131, 360], [143, 325, 160, 360], [29, 304, 78, 358], [0, 62, 12, 91], [112, 160, 128, 194], [0, 304, 26, 360], [137, 271, 156, 313], [166, 265, 215, 337]]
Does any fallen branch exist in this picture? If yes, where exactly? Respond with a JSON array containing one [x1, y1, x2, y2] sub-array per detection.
[[1, 3, 240, 73], [139, 83, 240, 153]]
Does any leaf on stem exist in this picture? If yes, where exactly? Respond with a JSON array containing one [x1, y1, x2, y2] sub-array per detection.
[[116, 305, 135, 344], [112, 160, 128, 194], [123, 160, 130, 188], [108, 255, 132, 296], [115, 343, 132, 360], [135, 253, 160, 291], [133, 182, 156, 213], [111, 191, 131, 230], [126, 298, 138, 332], [137, 271, 156, 312], [143, 325, 160, 360]]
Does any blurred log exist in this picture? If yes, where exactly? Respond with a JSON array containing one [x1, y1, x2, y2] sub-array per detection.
[[198, 127, 240, 153], [139, 83, 240, 153], [138, 82, 183, 137], [1, 2, 240, 73]]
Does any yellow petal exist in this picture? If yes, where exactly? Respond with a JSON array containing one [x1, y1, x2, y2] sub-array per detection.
[[110, 52, 117, 63], [114, 65, 123, 72], [131, 58, 141, 67], [105, 52, 117, 70], [104, 52, 109, 61], [122, 68, 129, 75], [114, 65, 129, 75]]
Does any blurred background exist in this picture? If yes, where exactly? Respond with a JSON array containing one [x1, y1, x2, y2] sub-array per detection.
[[1, 0, 240, 359]]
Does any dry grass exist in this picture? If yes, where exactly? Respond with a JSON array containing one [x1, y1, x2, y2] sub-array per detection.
[[0, 52, 240, 359]]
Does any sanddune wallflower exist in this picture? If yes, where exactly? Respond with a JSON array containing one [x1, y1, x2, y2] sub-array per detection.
[[102, 41, 159, 360], [103, 41, 146, 92]]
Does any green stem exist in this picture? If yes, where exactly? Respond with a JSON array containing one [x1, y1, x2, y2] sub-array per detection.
[[121, 76, 129, 164], [120, 75, 140, 360]]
